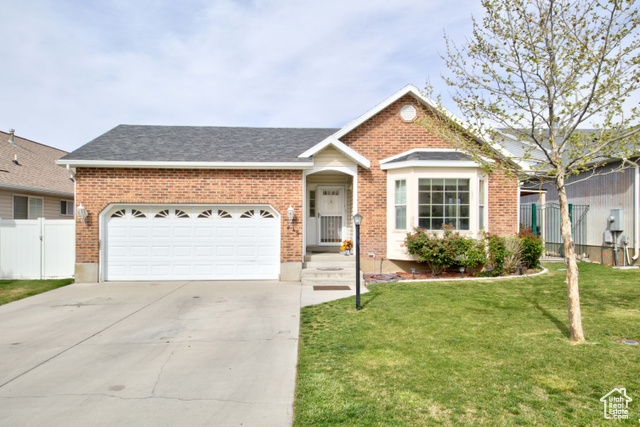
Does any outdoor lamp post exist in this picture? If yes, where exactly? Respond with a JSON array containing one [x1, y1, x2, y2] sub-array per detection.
[[353, 213, 363, 310]]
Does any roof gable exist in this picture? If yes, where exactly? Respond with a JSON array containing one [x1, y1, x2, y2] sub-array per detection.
[[298, 136, 370, 168]]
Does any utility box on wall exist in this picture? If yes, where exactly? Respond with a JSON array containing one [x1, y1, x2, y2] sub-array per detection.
[[609, 209, 624, 232]]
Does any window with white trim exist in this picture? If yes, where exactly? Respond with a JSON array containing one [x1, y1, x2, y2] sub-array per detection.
[[60, 200, 74, 216], [394, 180, 406, 229], [309, 190, 316, 217], [478, 179, 486, 229], [418, 178, 470, 230], [13, 195, 43, 219]]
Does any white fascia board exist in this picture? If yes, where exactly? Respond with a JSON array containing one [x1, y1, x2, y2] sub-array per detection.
[[380, 160, 483, 170], [0, 183, 74, 198], [380, 148, 495, 166], [297, 137, 371, 169], [56, 159, 314, 170], [380, 148, 459, 164]]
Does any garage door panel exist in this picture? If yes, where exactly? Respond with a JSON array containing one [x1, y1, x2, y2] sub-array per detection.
[[151, 265, 171, 277], [173, 246, 192, 257], [172, 265, 193, 276], [130, 227, 149, 238], [194, 227, 214, 238], [194, 265, 214, 276], [130, 265, 151, 278], [108, 227, 127, 238], [172, 227, 192, 238], [130, 246, 149, 257], [194, 246, 213, 257], [216, 264, 235, 276], [151, 246, 171, 257], [237, 227, 256, 238], [259, 226, 278, 238], [105, 205, 280, 281], [216, 227, 235, 238], [151, 227, 171, 238]]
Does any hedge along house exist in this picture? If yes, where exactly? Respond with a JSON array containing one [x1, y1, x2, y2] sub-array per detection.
[[57, 85, 521, 283]]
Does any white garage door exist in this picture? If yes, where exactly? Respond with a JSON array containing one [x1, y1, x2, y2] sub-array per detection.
[[104, 205, 280, 281]]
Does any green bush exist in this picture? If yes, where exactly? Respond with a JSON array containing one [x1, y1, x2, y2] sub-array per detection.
[[483, 232, 506, 276], [519, 229, 545, 269], [406, 228, 542, 277], [405, 226, 487, 275]]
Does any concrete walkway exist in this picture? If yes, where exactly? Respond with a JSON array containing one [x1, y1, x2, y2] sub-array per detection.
[[0, 280, 301, 426]]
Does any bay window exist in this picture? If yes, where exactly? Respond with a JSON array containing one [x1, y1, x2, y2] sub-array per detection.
[[394, 180, 406, 229], [418, 178, 470, 230]]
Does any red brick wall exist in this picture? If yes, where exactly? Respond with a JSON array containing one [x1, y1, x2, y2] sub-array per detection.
[[341, 95, 518, 258], [74, 168, 303, 264]]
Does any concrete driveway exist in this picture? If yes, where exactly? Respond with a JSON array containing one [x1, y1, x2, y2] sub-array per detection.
[[0, 280, 301, 426]]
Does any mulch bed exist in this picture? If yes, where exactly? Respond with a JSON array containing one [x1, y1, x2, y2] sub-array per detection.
[[364, 271, 473, 284], [365, 268, 542, 284]]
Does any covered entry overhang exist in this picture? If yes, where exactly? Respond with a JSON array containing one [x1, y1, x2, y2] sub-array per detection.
[[300, 137, 370, 256]]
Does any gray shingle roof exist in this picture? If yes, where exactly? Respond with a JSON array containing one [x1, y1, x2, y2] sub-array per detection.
[[61, 125, 340, 163], [386, 151, 474, 163], [0, 131, 74, 195]]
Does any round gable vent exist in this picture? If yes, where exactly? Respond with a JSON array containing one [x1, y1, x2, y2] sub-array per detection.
[[400, 104, 417, 121]]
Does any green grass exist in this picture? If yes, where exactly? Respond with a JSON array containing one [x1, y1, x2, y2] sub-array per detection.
[[0, 279, 74, 306], [294, 263, 640, 426]]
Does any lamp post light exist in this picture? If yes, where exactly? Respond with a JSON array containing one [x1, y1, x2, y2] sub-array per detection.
[[353, 213, 363, 311]]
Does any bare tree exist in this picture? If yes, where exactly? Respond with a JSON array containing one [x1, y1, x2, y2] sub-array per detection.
[[425, 0, 640, 343]]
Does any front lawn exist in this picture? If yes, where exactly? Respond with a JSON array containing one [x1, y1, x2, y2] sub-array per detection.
[[0, 279, 74, 306], [294, 263, 640, 425]]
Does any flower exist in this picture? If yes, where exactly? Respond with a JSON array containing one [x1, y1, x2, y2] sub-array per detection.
[[340, 239, 353, 251]]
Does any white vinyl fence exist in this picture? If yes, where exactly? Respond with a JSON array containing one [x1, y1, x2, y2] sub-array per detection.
[[0, 219, 75, 280]]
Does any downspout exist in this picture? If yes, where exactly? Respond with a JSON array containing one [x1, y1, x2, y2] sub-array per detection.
[[66, 164, 76, 180], [633, 165, 639, 261]]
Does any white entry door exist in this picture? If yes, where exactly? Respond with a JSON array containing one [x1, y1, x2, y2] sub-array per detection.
[[317, 186, 345, 245]]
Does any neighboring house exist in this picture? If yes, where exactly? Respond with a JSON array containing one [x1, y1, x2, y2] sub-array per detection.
[[520, 153, 639, 266], [0, 130, 74, 220], [57, 85, 520, 283]]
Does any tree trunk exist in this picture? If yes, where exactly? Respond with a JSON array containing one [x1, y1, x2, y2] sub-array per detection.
[[556, 179, 586, 344]]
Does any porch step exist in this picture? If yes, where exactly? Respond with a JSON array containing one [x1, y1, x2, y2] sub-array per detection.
[[301, 267, 364, 287], [304, 253, 355, 262], [302, 267, 358, 280], [304, 261, 357, 269]]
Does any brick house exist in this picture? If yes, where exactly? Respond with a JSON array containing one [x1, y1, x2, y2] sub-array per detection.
[[58, 85, 519, 282]]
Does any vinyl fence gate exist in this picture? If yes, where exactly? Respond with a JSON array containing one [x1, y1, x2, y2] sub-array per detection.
[[0, 219, 75, 280], [520, 203, 589, 256]]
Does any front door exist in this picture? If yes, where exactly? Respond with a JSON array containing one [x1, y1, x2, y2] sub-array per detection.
[[317, 186, 345, 245]]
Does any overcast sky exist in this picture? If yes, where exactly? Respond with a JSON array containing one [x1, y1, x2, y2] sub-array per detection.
[[1, 0, 485, 152]]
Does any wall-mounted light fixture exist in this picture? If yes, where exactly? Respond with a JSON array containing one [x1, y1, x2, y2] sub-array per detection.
[[76, 204, 88, 224], [287, 205, 294, 224]]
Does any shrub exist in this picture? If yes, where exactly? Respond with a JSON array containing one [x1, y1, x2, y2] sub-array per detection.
[[503, 235, 524, 274], [483, 233, 506, 276], [519, 229, 544, 269], [405, 226, 487, 275]]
